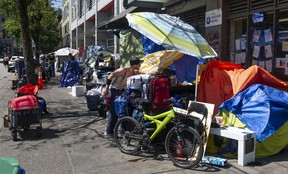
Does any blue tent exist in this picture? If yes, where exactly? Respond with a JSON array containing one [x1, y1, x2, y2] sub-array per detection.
[[219, 84, 288, 142]]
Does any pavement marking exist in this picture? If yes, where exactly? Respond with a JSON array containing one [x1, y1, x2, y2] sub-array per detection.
[[58, 123, 76, 174]]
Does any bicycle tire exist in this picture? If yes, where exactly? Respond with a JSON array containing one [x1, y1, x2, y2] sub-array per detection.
[[165, 124, 204, 169], [114, 116, 142, 154]]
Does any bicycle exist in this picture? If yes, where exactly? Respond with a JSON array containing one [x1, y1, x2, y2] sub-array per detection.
[[114, 98, 207, 169]]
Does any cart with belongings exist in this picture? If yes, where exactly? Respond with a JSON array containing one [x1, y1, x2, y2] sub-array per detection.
[[8, 95, 42, 141]]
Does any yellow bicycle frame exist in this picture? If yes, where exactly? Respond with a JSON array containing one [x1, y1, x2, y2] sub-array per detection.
[[143, 109, 175, 140]]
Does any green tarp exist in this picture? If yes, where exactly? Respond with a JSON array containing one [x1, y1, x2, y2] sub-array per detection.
[[119, 28, 144, 67]]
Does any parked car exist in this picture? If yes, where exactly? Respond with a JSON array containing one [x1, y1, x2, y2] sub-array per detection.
[[8, 56, 24, 72]]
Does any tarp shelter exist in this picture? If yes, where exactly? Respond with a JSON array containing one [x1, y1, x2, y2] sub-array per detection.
[[59, 60, 81, 88], [219, 84, 288, 157], [119, 28, 144, 67], [198, 60, 288, 115]]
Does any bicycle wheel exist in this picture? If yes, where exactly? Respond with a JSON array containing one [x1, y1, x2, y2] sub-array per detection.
[[165, 124, 204, 169], [114, 116, 142, 154]]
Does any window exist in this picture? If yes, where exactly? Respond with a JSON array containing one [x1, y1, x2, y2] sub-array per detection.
[[275, 10, 288, 80], [106, 32, 114, 52], [249, 13, 274, 72], [229, 18, 247, 67]]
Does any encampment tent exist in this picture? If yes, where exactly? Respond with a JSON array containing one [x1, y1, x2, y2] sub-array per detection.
[[219, 84, 288, 157]]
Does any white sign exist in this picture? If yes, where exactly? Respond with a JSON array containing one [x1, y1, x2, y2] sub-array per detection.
[[205, 9, 222, 27]]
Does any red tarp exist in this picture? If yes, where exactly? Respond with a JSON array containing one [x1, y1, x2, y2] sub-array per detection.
[[198, 60, 288, 116]]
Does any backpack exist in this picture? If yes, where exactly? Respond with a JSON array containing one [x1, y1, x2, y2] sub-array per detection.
[[147, 74, 171, 110]]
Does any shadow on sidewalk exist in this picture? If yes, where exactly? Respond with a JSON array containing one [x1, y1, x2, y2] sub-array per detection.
[[17, 128, 61, 141]]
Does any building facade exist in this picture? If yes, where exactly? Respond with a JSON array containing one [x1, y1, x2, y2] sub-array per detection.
[[62, 0, 288, 81], [0, 17, 15, 57], [62, 0, 118, 54]]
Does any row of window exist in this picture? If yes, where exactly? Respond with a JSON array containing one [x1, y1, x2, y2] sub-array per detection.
[[229, 10, 288, 81]]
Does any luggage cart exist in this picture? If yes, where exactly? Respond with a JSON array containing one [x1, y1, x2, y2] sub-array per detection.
[[8, 95, 42, 141]]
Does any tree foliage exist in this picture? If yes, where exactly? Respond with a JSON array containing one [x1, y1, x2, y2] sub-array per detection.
[[0, 0, 61, 54], [0, 0, 61, 84]]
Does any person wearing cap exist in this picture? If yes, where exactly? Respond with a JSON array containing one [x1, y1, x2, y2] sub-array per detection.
[[103, 57, 143, 136]]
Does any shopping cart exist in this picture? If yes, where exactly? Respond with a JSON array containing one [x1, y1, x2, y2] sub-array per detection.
[[8, 95, 42, 141]]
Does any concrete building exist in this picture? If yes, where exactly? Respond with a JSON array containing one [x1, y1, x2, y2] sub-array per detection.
[[61, 0, 162, 55], [61, 0, 119, 54], [62, 0, 288, 81]]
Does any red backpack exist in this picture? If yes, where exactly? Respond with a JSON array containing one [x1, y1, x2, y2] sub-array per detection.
[[147, 74, 171, 110]]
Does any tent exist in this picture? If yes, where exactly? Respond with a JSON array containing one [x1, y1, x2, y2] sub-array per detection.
[[219, 84, 288, 157], [198, 60, 288, 115]]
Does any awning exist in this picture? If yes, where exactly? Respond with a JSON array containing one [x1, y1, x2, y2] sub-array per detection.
[[97, 7, 137, 30]]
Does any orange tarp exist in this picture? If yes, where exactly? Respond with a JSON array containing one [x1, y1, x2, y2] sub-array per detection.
[[198, 60, 288, 116]]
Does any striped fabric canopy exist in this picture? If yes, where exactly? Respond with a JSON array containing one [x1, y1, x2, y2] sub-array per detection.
[[139, 50, 183, 74], [126, 12, 217, 59]]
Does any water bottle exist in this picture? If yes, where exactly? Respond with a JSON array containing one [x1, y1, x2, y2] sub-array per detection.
[[202, 156, 227, 166]]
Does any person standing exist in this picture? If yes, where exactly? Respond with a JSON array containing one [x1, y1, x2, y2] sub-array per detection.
[[102, 58, 143, 136], [14, 56, 20, 76], [3, 54, 9, 68], [47, 53, 55, 77]]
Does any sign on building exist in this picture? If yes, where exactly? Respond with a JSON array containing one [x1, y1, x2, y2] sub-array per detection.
[[205, 9, 222, 27]]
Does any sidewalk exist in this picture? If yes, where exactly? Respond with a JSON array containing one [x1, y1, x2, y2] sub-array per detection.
[[1, 76, 287, 174]]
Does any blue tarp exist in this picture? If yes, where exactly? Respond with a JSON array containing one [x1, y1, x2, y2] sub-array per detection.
[[60, 60, 81, 88], [141, 35, 165, 56], [219, 84, 288, 142], [141, 34, 199, 83]]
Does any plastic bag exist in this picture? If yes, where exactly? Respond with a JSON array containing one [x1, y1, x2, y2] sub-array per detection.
[[114, 92, 129, 118]]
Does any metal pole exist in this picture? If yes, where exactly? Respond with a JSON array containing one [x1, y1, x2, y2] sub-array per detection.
[[194, 64, 199, 101]]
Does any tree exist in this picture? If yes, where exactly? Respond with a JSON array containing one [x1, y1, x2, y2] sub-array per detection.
[[15, 0, 37, 85], [0, 0, 61, 84]]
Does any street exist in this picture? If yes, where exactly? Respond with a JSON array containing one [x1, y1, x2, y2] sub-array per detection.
[[0, 62, 287, 174]]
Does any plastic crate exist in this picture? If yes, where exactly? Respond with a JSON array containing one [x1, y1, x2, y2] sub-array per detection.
[[0, 157, 20, 174], [85, 95, 101, 111]]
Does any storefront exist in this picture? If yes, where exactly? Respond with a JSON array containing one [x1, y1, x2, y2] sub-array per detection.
[[227, 0, 288, 81]]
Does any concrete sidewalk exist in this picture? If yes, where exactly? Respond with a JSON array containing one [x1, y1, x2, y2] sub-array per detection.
[[0, 76, 287, 174]]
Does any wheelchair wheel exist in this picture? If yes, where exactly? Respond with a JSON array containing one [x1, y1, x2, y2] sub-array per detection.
[[165, 124, 204, 169], [114, 116, 142, 154]]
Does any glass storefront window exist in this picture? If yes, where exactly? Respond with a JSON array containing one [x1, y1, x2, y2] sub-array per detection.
[[249, 13, 274, 73], [275, 10, 288, 81], [229, 18, 247, 67]]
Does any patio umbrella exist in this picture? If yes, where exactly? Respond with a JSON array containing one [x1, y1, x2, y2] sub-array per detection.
[[55, 47, 79, 56], [140, 50, 183, 74], [140, 50, 200, 82], [126, 12, 217, 58]]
